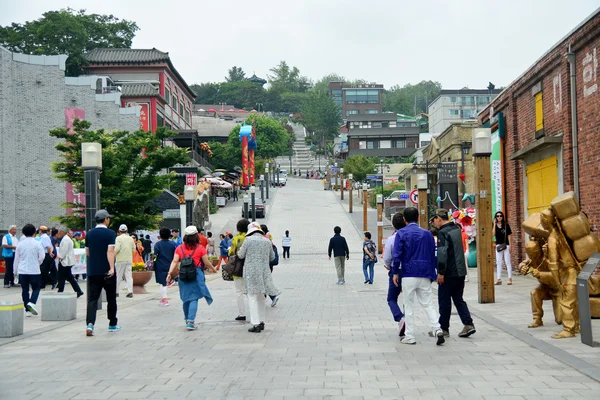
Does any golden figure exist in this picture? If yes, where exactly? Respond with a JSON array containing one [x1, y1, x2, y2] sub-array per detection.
[[519, 237, 563, 328]]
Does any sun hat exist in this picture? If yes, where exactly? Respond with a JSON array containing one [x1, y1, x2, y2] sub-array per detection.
[[246, 222, 264, 236], [118, 224, 128, 232], [184, 226, 198, 236]]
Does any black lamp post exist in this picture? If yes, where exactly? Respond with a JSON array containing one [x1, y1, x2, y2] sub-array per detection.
[[460, 142, 472, 205]]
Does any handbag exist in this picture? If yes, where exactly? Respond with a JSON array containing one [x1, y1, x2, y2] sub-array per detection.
[[221, 268, 234, 281], [179, 246, 200, 282], [496, 243, 507, 252], [223, 255, 245, 277]]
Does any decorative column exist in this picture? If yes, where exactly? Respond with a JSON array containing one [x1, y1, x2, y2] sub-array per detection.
[[417, 174, 428, 229]]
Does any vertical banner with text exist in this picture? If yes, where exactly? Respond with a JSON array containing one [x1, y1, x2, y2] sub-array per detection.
[[490, 132, 503, 220], [65, 108, 86, 215]]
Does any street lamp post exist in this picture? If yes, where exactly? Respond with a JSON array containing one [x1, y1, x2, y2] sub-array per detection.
[[250, 185, 256, 222], [417, 174, 428, 229], [348, 173, 353, 213], [472, 128, 494, 304], [265, 163, 269, 200], [334, 162, 338, 190], [460, 142, 472, 206], [277, 164, 280, 186], [340, 167, 344, 200], [82, 142, 102, 310], [184, 185, 195, 227], [362, 183, 369, 232], [243, 195, 249, 219], [259, 175, 264, 202]]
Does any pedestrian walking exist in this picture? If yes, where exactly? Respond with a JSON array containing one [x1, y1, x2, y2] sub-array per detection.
[[171, 229, 182, 246], [131, 234, 144, 265], [2, 225, 19, 288], [153, 227, 178, 306], [229, 219, 249, 321], [432, 209, 476, 339], [392, 207, 444, 345], [328, 226, 349, 285], [233, 184, 239, 201], [261, 224, 280, 307], [238, 222, 280, 332], [56, 226, 83, 297], [282, 230, 291, 259], [13, 224, 44, 316], [39, 225, 57, 289], [493, 211, 513, 285], [207, 232, 215, 256], [362, 232, 377, 284], [115, 225, 135, 298], [198, 229, 208, 248], [85, 210, 120, 337], [383, 212, 406, 338], [217, 234, 229, 271], [166, 226, 215, 330], [142, 235, 152, 262]]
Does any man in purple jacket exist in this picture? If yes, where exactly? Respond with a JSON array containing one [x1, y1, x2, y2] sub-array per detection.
[[392, 207, 444, 345]]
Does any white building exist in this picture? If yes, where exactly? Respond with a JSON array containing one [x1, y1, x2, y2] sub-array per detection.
[[428, 88, 501, 133]]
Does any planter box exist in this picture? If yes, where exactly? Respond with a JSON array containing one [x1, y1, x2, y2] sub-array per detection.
[[41, 293, 77, 321], [0, 302, 23, 338], [132, 271, 152, 294]]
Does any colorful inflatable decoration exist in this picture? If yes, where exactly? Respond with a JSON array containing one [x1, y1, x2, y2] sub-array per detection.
[[239, 124, 252, 187], [249, 120, 257, 185], [450, 207, 478, 268]]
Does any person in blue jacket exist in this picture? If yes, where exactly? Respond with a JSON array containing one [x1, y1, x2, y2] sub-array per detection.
[[392, 207, 444, 346]]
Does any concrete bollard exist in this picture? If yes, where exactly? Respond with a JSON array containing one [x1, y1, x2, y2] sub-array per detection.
[[41, 293, 77, 321], [0, 302, 24, 337]]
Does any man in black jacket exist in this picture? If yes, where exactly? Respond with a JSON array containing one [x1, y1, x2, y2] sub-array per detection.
[[432, 209, 476, 338], [328, 226, 349, 285]]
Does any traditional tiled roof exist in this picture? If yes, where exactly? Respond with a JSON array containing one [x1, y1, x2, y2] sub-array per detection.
[[84, 48, 196, 99], [86, 48, 170, 64], [121, 83, 159, 98]]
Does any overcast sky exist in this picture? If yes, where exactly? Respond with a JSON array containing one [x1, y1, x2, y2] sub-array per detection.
[[1, 1, 598, 89]]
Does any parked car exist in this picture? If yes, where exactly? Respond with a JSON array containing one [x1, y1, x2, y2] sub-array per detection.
[[385, 190, 407, 200], [241, 199, 266, 218], [272, 174, 287, 186]]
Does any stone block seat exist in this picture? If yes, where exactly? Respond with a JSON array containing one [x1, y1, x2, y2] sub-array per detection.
[[0, 302, 24, 337], [41, 292, 77, 321]]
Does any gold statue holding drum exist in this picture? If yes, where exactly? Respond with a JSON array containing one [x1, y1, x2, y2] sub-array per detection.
[[521, 192, 600, 339]]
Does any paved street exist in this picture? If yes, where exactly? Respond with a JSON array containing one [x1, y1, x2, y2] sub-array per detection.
[[1, 178, 600, 399]]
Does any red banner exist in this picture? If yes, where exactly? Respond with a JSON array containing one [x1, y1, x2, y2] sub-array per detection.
[[65, 108, 86, 215], [185, 173, 197, 186], [242, 136, 249, 186], [249, 149, 255, 185], [139, 103, 150, 131]]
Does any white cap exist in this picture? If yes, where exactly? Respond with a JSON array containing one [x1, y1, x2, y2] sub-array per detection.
[[118, 224, 128, 232], [184, 226, 198, 236]]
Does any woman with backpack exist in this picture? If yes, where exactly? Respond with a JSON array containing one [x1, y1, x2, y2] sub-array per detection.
[[261, 224, 280, 307], [237, 222, 281, 333], [166, 226, 216, 330]]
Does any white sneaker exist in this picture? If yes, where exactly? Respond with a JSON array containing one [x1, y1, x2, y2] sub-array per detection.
[[26, 302, 38, 315], [400, 337, 416, 345], [465, 276, 469, 282], [25, 311, 32, 317]]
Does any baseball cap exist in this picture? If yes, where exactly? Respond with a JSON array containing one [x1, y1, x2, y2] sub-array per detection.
[[184, 226, 198, 236], [39, 225, 48, 231], [119, 224, 128, 232], [73, 232, 82, 237], [434, 208, 449, 219], [95, 209, 113, 219]]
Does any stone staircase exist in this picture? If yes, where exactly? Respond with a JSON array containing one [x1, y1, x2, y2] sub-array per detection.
[[275, 126, 316, 173]]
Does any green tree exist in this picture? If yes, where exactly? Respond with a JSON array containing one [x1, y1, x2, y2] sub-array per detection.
[[225, 66, 246, 82], [311, 73, 346, 95], [218, 81, 266, 109], [0, 8, 138, 76], [383, 80, 442, 115], [342, 155, 375, 183], [190, 82, 220, 104], [299, 92, 342, 148], [49, 120, 189, 231], [267, 61, 311, 93]]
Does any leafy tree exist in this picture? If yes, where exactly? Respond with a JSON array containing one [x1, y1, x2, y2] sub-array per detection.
[[49, 120, 189, 231], [383, 80, 442, 116], [342, 155, 375, 183], [311, 73, 346, 95], [299, 92, 342, 148], [268, 61, 311, 93], [218, 81, 266, 109], [0, 8, 138, 76], [190, 82, 220, 104], [225, 66, 246, 82]]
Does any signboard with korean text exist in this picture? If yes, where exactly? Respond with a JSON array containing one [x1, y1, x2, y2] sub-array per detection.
[[65, 108, 86, 215], [437, 162, 457, 184], [185, 173, 197, 186], [162, 209, 180, 219], [71, 249, 87, 275], [139, 103, 150, 131], [491, 131, 503, 219], [216, 197, 226, 206]]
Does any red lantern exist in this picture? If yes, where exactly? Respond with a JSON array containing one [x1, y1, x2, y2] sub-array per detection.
[[459, 173, 466, 182]]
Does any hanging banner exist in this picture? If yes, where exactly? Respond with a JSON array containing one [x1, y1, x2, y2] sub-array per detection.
[[65, 108, 86, 215], [490, 131, 503, 220]]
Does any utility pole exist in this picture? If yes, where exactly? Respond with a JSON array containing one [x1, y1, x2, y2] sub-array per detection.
[[377, 194, 383, 254], [340, 168, 344, 200], [473, 128, 494, 304], [348, 174, 353, 213], [362, 183, 368, 232]]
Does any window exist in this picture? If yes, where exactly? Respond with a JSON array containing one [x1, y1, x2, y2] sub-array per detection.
[[535, 92, 544, 133], [373, 122, 382, 128], [478, 96, 489, 104], [185, 109, 190, 124], [157, 113, 164, 128], [461, 109, 475, 119], [449, 109, 459, 116], [172, 94, 177, 109], [463, 96, 474, 105], [359, 141, 366, 149], [345, 89, 379, 104], [379, 140, 391, 149], [420, 140, 430, 147], [331, 89, 342, 108], [365, 109, 379, 114], [165, 88, 170, 104], [367, 141, 376, 149], [396, 140, 406, 148], [450, 96, 457, 103], [179, 102, 184, 115], [346, 110, 359, 117]]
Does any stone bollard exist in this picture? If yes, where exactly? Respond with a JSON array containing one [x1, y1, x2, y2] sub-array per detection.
[[41, 293, 77, 321], [0, 302, 24, 337]]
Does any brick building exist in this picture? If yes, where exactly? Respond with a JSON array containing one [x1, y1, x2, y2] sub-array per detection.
[[0, 47, 140, 230], [84, 48, 195, 132], [479, 8, 600, 268], [328, 82, 384, 118]]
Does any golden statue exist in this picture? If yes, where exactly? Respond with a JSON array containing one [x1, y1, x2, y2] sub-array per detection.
[[521, 192, 600, 339]]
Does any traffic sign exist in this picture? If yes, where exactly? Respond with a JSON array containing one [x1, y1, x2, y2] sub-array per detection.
[[410, 189, 419, 205], [399, 193, 410, 200]]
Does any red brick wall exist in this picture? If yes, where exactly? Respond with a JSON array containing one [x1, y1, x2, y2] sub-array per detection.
[[480, 12, 600, 270]]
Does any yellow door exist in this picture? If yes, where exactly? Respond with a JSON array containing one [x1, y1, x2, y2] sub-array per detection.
[[526, 156, 558, 215]]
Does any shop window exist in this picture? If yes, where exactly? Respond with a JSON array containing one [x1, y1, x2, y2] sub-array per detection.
[[367, 141, 376, 149], [359, 141, 366, 149], [379, 140, 391, 149]]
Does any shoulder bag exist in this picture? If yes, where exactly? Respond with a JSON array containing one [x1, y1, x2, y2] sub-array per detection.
[[223, 254, 245, 277]]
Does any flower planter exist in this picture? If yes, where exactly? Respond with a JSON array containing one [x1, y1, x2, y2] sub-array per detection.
[[132, 271, 152, 294]]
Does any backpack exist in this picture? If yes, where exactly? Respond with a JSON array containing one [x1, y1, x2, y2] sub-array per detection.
[[270, 244, 279, 266], [179, 246, 201, 282]]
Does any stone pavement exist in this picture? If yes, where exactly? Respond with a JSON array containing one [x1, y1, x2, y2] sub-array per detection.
[[1, 178, 600, 399]]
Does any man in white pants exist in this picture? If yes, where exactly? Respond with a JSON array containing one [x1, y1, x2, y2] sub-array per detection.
[[392, 207, 444, 345], [114, 224, 135, 298]]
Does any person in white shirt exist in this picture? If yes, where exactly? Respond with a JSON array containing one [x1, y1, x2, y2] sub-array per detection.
[[57, 226, 84, 297], [281, 231, 292, 259], [2, 224, 19, 288], [14, 224, 45, 316]]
